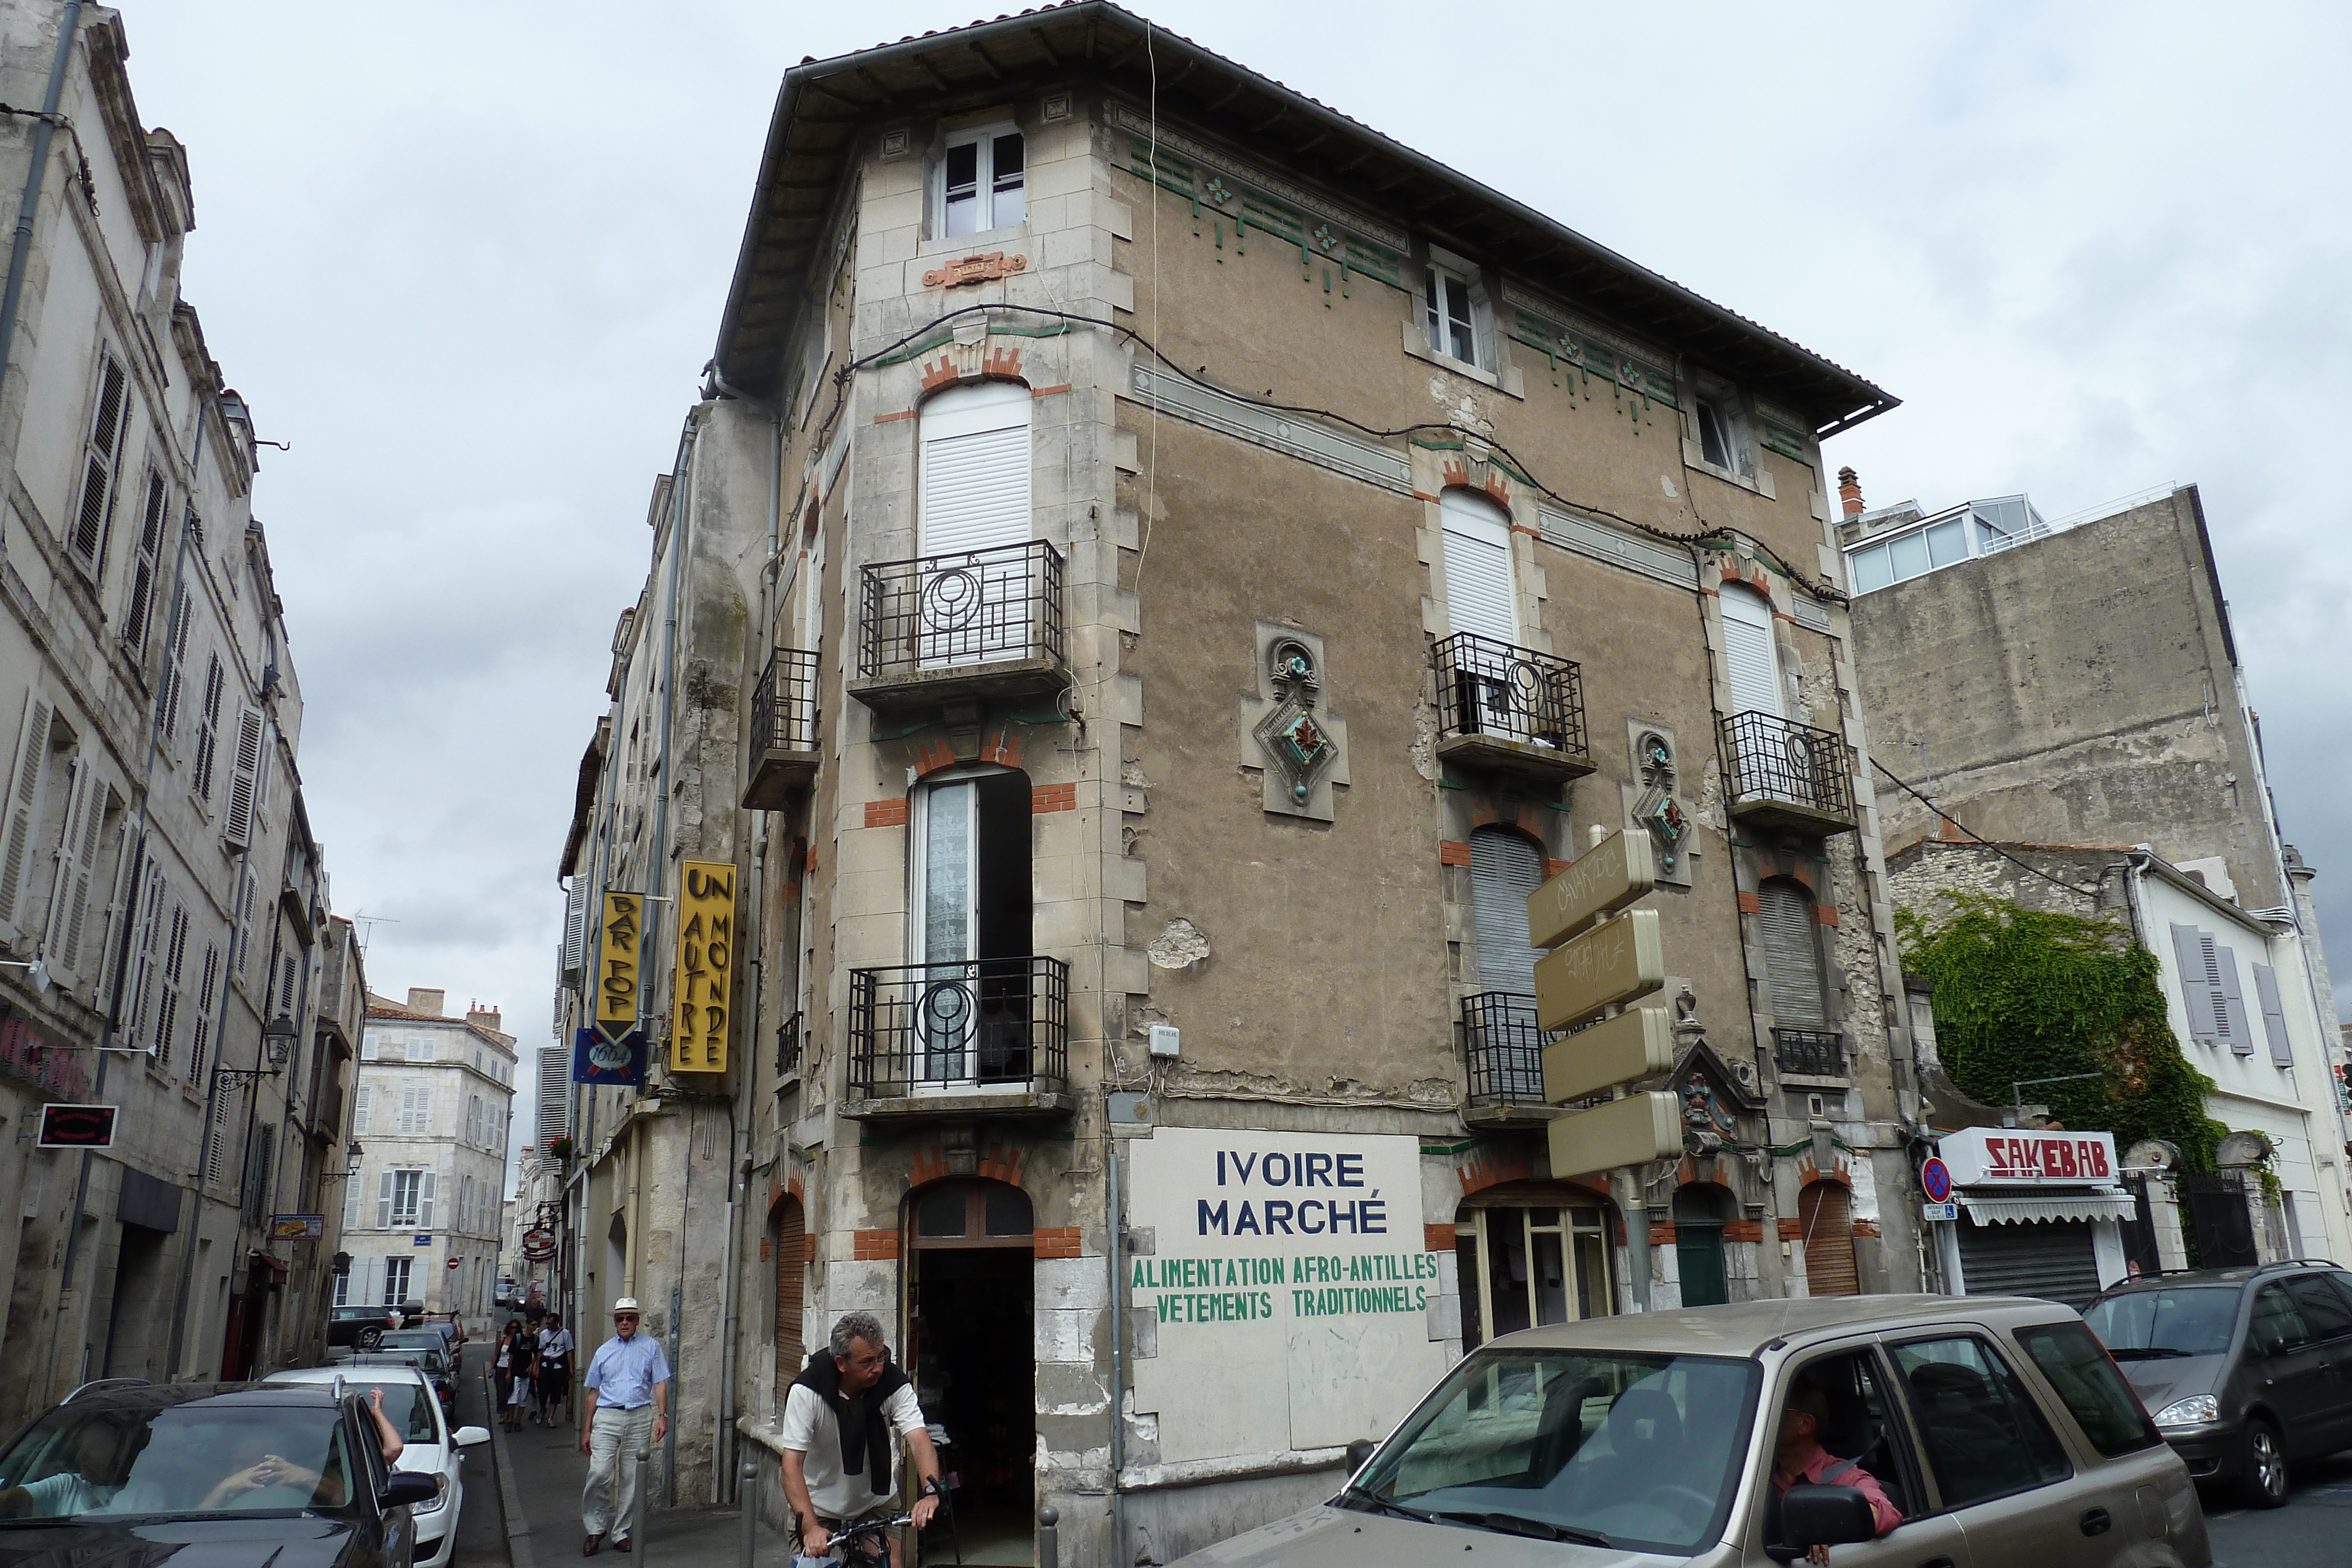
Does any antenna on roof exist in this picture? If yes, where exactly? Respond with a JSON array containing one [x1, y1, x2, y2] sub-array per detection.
[[350, 911, 401, 952]]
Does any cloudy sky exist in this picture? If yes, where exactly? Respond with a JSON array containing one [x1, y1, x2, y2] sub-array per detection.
[[120, 2, 2350, 1182]]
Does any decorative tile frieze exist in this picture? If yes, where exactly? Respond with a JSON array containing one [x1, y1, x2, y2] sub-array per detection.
[[1124, 363, 1414, 494], [921, 251, 1030, 289]]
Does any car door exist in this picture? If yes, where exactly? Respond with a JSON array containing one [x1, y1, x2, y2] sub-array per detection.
[[2284, 1273, 2352, 1450], [2008, 1317, 2205, 1566], [2244, 1282, 2331, 1457], [1886, 1332, 2108, 1568]]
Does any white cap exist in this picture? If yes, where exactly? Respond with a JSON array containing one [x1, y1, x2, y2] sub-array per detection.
[[613, 1297, 641, 1315]]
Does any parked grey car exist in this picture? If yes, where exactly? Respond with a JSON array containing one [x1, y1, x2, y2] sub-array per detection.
[[2083, 1259, 2352, 1508]]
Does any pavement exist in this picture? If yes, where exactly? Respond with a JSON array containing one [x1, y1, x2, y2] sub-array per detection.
[[2206, 1448, 2352, 1568]]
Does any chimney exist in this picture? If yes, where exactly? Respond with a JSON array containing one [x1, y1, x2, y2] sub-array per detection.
[[1838, 466, 1865, 519], [406, 987, 445, 1017], [467, 1002, 503, 1035]]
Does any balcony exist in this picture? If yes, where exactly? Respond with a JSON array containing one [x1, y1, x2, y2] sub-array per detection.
[[849, 539, 1070, 712], [844, 955, 1071, 1119], [1719, 711, 1858, 835], [1431, 633, 1595, 782], [742, 647, 821, 810], [1771, 1027, 1849, 1085], [1459, 992, 1562, 1124]]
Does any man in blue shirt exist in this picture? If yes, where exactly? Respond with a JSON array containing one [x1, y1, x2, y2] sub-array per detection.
[[578, 1296, 671, 1556]]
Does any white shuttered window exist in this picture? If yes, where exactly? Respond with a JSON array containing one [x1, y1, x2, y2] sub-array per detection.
[[1468, 828, 1545, 997], [1440, 490, 1518, 647], [1758, 878, 1826, 1025], [1720, 584, 1782, 718], [0, 695, 56, 935], [918, 381, 1031, 558]]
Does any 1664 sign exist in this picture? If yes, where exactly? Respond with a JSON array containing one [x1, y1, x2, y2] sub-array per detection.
[[521, 1226, 559, 1262], [670, 860, 736, 1074], [595, 892, 643, 1042]]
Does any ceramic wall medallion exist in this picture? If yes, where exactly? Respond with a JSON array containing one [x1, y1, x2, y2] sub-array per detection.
[[1238, 623, 1350, 822], [1623, 720, 1693, 887]]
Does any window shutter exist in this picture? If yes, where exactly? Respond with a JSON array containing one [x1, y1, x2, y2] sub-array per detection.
[[192, 656, 224, 801], [123, 473, 168, 653], [159, 585, 191, 741], [189, 942, 218, 1080], [1719, 586, 1782, 719], [917, 383, 1031, 557], [342, 1175, 362, 1233], [2170, 924, 2220, 1047], [353, 1084, 372, 1135], [204, 1094, 230, 1186], [2214, 942, 2254, 1055], [562, 876, 590, 978], [94, 823, 139, 1025], [41, 758, 105, 985], [1759, 880, 1826, 1025], [1440, 493, 1518, 647], [1468, 828, 1544, 997], [71, 353, 129, 571], [0, 695, 55, 934], [419, 1171, 435, 1229], [223, 706, 264, 849], [2251, 962, 2294, 1067], [377, 1170, 394, 1229], [1798, 1182, 1859, 1298]]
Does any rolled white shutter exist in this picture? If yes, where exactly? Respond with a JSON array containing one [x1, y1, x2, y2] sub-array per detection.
[[2251, 963, 2294, 1067], [223, 706, 264, 849], [0, 695, 55, 933], [918, 382, 1031, 557], [1468, 828, 1544, 996], [1440, 492, 1518, 647], [1720, 585, 1782, 718]]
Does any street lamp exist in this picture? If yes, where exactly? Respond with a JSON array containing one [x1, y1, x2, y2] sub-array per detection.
[[321, 1141, 363, 1184], [218, 1016, 300, 1093]]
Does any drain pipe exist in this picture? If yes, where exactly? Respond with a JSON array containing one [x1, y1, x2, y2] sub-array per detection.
[[0, 1, 83, 411], [1105, 1125, 1127, 1564]]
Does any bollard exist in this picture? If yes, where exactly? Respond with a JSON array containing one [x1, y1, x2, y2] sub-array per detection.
[[1038, 1505, 1058, 1568], [739, 1457, 760, 1568], [629, 1443, 650, 1554]]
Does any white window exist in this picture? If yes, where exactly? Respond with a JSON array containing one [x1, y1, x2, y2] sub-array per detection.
[[938, 126, 1025, 237], [69, 349, 131, 577], [383, 1255, 413, 1306], [1719, 583, 1782, 719], [381, 1167, 434, 1228], [353, 1084, 373, 1135], [1694, 397, 1740, 472], [1423, 255, 1490, 369], [1758, 878, 1826, 1025], [0, 694, 58, 938], [907, 768, 1034, 1086], [399, 1084, 431, 1135], [405, 1035, 435, 1063], [333, 1266, 351, 1306]]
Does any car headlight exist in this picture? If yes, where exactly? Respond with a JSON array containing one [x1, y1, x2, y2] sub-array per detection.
[[412, 1473, 450, 1514], [2153, 1394, 2220, 1427]]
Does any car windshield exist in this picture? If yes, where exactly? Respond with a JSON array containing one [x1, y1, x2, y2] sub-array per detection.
[[1347, 1347, 1760, 1554], [276, 1381, 437, 1445], [0, 1401, 355, 1521], [2084, 1287, 2239, 1358]]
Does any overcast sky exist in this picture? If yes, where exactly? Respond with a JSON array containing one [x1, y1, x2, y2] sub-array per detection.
[[118, 2, 2350, 1187]]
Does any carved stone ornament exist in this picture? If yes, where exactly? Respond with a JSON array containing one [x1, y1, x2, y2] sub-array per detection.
[[1252, 638, 1336, 805], [923, 251, 1030, 290], [1635, 728, 1686, 871]]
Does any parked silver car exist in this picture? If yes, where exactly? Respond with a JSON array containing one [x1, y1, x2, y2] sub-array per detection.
[[1176, 1295, 2206, 1566]]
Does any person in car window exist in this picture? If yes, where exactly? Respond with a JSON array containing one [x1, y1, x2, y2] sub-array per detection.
[[0, 1420, 162, 1517], [1773, 1380, 1902, 1565], [199, 1389, 406, 1512]]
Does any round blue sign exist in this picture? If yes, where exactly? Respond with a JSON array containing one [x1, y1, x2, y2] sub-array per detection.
[[1920, 1157, 1953, 1203]]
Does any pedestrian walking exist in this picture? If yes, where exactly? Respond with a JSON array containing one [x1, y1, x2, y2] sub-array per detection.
[[780, 1311, 943, 1568], [537, 1313, 575, 1426], [504, 1333, 537, 1432], [578, 1296, 669, 1556], [494, 1321, 522, 1413]]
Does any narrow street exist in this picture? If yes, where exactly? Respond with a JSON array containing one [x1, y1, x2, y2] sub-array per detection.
[[2207, 1452, 2352, 1568]]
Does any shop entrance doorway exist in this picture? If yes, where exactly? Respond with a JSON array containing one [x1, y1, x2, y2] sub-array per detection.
[[907, 1179, 1033, 1566]]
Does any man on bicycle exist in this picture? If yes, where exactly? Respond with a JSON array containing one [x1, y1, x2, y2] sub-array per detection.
[[780, 1312, 943, 1564]]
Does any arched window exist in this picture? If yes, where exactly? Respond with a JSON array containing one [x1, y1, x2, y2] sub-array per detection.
[[1468, 827, 1544, 997], [1454, 1191, 1615, 1348], [1440, 490, 1518, 647], [1757, 877, 1826, 1026], [919, 380, 1031, 559], [772, 1193, 806, 1379], [1672, 1184, 1733, 1308], [1719, 582, 1781, 718], [1799, 1181, 1858, 1298]]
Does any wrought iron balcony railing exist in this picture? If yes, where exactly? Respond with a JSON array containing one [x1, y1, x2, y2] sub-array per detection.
[[1719, 710, 1857, 834], [1460, 991, 1557, 1108], [853, 539, 1066, 705], [847, 955, 1069, 1102], [743, 646, 820, 810], [1771, 1027, 1847, 1079], [1431, 633, 1593, 777]]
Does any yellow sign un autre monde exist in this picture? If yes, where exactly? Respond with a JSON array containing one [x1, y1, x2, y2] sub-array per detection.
[[670, 860, 737, 1073], [595, 892, 643, 1041]]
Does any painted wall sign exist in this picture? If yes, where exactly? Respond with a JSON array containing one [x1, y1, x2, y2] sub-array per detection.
[[594, 892, 643, 1042], [572, 1026, 647, 1088], [1534, 909, 1664, 1032], [1127, 1127, 1443, 1465], [670, 860, 737, 1073], [1937, 1126, 2119, 1188], [1526, 828, 1655, 950], [36, 1102, 115, 1148]]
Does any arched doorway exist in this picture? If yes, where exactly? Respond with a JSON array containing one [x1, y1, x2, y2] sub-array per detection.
[[1800, 1181, 1859, 1297], [771, 1194, 806, 1383], [907, 1178, 1033, 1562], [1672, 1185, 1732, 1308]]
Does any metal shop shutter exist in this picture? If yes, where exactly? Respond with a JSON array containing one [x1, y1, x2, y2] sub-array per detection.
[[1441, 490, 1519, 647], [1799, 1182, 1859, 1297], [775, 1196, 806, 1378], [918, 381, 1032, 558], [1720, 583, 1782, 718], [1956, 1217, 2103, 1308], [1758, 880, 1826, 1025], [1469, 828, 1545, 997]]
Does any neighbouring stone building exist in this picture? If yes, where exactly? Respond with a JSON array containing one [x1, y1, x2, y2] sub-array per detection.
[[343, 988, 515, 1330], [0, 1, 360, 1423], [548, 5, 1935, 1557], [1843, 479, 2352, 1286]]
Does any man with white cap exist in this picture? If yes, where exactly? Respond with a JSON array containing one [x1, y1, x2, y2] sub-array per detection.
[[578, 1296, 670, 1556]]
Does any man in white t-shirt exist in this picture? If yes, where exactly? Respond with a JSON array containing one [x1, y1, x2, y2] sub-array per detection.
[[0, 1421, 159, 1518], [779, 1312, 942, 1565]]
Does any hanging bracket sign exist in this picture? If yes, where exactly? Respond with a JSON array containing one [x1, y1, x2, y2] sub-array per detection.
[[670, 860, 737, 1074], [595, 892, 643, 1044]]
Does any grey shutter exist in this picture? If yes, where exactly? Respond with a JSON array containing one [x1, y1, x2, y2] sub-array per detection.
[[71, 353, 128, 570], [0, 695, 55, 934], [419, 1171, 435, 1229], [2214, 943, 2254, 1056], [562, 877, 590, 979], [1441, 493, 1518, 647], [1955, 1216, 2104, 1308], [42, 757, 104, 985], [2171, 924, 2219, 1047], [353, 1084, 372, 1135], [918, 386, 1030, 557], [1720, 586, 1782, 718], [204, 1095, 230, 1186], [2251, 962, 2294, 1067], [1468, 829, 1545, 996], [376, 1169, 395, 1229], [1758, 880, 1826, 1024], [223, 706, 264, 850]]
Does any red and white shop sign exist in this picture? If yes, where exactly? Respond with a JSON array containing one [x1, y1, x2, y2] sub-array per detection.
[[1937, 1126, 2118, 1188]]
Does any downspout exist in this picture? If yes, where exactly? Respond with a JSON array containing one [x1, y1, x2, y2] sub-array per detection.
[[1105, 1127, 1127, 1563], [0, 1, 83, 433]]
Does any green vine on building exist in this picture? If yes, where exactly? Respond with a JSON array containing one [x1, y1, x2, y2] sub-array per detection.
[[1896, 894, 2227, 1173]]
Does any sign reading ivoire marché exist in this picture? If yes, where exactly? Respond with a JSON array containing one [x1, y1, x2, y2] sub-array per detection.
[[1127, 1127, 1445, 1463]]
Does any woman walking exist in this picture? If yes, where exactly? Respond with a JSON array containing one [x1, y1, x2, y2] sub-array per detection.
[[493, 1321, 518, 1416], [503, 1327, 537, 1432]]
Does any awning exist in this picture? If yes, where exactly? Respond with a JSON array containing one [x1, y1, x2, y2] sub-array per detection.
[[1956, 1189, 2138, 1226]]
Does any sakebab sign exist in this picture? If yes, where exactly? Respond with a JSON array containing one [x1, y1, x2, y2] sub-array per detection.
[[669, 860, 737, 1074]]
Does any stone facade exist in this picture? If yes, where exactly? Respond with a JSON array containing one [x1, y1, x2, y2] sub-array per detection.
[[0, 1, 358, 1424]]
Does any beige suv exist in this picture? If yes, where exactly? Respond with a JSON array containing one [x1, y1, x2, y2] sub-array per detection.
[[1176, 1296, 2207, 1567]]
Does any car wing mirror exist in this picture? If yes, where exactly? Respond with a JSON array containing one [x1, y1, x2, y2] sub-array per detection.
[[453, 1426, 492, 1447], [379, 1471, 440, 1509], [1775, 1486, 1877, 1559], [1344, 1439, 1377, 1477]]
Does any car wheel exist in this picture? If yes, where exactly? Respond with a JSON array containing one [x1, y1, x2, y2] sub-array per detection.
[[2236, 1417, 2290, 1509], [358, 1327, 383, 1352]]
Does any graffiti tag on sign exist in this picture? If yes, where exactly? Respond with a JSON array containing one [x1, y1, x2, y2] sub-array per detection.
[[670, 860, 736, 1074]]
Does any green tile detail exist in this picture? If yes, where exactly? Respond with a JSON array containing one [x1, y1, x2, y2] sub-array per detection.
[[1762, 422, 1806, 460]]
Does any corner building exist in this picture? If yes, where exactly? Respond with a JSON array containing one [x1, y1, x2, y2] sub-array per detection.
[[555, 6, 1930, 1558]]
